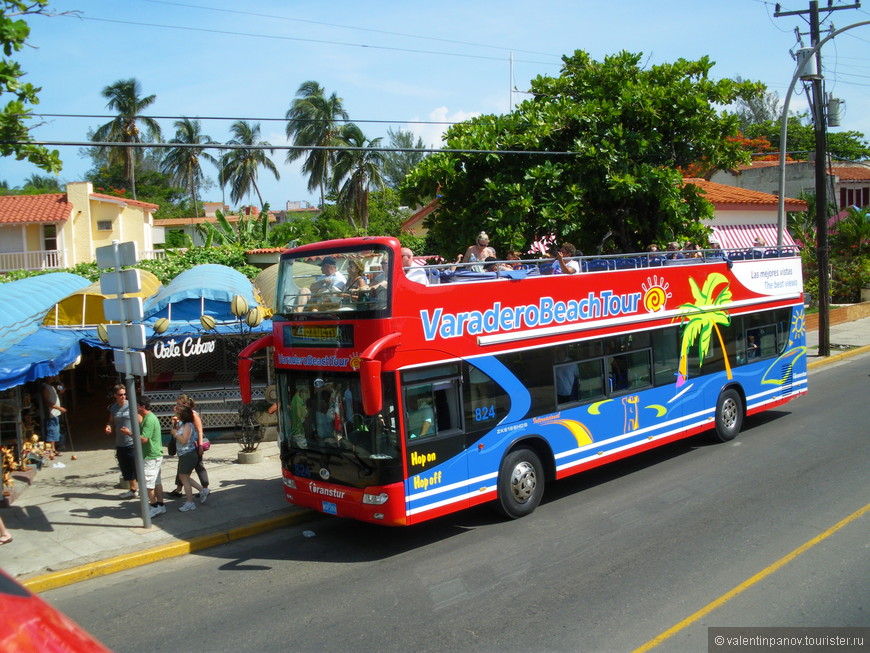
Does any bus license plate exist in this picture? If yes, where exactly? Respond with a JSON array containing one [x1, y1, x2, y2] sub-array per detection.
[[322, 501, 338, 515]]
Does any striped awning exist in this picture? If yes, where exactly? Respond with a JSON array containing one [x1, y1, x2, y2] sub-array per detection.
[[711, 224, 797, 250]]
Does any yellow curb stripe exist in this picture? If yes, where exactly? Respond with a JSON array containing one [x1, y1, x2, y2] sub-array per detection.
[[807, 343, 870, 370], [633, 501, 870, 652], [22, 511, 315, 594]]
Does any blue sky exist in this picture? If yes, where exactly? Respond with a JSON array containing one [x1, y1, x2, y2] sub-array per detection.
[[3, 0, 869, 210]]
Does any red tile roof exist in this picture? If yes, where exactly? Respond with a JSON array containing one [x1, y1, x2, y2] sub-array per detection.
[[684, 178, 807, 211], [90, 192, 159, 210], [831, 167, 870, 181], [0, 193, 73, 224], [155, 213, 277, 227]]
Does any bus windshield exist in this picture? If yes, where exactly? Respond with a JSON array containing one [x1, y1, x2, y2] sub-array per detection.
[[276, 369, 399, 463], [277, 246, 392, 316]]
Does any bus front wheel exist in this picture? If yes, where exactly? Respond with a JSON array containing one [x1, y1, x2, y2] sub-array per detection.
[[495, 448, 544, 519], [712, 388, 743, 442]]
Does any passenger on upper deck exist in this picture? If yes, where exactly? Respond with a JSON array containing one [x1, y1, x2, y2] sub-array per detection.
[[401, 247, 429, 285], [665, 242, 685, 260], [463, 231, 497, 267], [505, 250, 523, 269], [552, 243, 581, 274]]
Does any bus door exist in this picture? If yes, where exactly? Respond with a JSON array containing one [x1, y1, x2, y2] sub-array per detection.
[[401, 364, 467, 523]]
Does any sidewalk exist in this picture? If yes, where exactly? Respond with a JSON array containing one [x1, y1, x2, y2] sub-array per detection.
[[1, 439, 313, 591], [2, 316, 869, 592]]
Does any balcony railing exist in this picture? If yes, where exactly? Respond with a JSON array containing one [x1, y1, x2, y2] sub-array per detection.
[[0, 249, 65, 273], [0, 248, 187, 272]]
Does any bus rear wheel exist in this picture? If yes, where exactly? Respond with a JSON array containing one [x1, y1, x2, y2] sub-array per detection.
[[712, 388, 743, 442], [495, 447, 544, 519]]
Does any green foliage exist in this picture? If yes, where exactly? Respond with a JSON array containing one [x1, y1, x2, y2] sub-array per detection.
[[160, 118, 217, 218], [330, 122, 385, 230], [383, 127, 427, 190], [134, 247, 261, 283], [267, 218, 321, 248], [92, 78, 163, 199], [164, 229, 193, 249], [402, 50, 759, 257], [195, 206, 272, 249], [285, 80, 348, 208], [0, 0, 62, 172], [743, 114, 870, 161], [1, 260, 100, 283], [218, 120, 279, 208]]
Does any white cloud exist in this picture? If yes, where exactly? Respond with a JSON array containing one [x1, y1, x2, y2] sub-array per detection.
[[411, 106, 481, 150]]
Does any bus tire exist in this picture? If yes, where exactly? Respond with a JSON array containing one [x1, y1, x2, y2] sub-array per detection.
[[712, 388, 743, 442], [494, 447, 544, 519]]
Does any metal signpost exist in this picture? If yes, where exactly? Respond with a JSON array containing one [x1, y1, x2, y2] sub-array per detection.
[[96, 241, 151, 528]]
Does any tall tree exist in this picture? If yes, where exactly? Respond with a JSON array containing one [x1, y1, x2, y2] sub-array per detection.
[[330, 123, 385, 230], [218, 120, 279, 209], [161, 118, 217, 217], [285, 80, 348, 208], [92, 78, 162, 200], [730, 77, 781, 133], [403, 50, 762, 256], [0, 0, 62, 173], [382, 127, 427, 190]]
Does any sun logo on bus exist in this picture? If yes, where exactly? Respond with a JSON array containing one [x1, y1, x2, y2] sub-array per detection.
[[349, 353, 362, 370], [641, 276, 672, 313]]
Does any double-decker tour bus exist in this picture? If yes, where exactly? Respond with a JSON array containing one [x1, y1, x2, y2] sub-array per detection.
[[238, 236, 807, 526]]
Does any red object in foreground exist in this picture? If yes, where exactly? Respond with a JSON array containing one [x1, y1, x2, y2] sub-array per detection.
[[0, 569, 111, 653]]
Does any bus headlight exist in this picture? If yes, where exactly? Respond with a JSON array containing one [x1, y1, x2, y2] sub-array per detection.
[[283, 477, 297, 489], [362, 492, 388, 505]]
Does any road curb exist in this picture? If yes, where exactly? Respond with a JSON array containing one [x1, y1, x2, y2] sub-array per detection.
[[807, 343, 870, 370], [22, 509, 317, 594]]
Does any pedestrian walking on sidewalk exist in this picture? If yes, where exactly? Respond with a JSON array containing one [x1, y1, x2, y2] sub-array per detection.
[[172, 406, 202, 512], [168, 394, 209, 502], [0, 514, 12, 545], [105, 384, 138, 498], [137, 397, 165, 518]]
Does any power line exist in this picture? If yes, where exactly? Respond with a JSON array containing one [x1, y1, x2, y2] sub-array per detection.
[[143, 0, 559, 58], [27, 113, 461, 126], [66, 14, 558, 67], [3, 140, 582, 156]]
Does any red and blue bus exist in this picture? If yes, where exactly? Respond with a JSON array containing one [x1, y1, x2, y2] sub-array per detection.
[[239, 237, 807, 525]]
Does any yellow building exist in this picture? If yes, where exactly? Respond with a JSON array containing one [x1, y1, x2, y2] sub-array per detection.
[[0, 182, 161, 273]]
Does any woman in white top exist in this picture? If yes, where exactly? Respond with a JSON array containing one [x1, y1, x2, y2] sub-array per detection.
[[462, 231, 497, 267]]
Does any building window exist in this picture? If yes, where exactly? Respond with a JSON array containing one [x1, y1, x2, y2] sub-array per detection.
[[43, 224, 57, 250], [97, 220, 112, 231]]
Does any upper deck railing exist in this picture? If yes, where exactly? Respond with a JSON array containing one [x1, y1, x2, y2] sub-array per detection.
[[418, 246, 800, 284]]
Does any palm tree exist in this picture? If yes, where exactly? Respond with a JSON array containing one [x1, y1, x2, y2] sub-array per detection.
[[676, 272, 734, 386], [285, 81, 348, 208], [92, 78, 162, 200], [383, 127, 427, 190], [330, 123, 385, 230], [23, 174, 62, 191], [161, 118, 217, 217], [218, 121, 280, 209]]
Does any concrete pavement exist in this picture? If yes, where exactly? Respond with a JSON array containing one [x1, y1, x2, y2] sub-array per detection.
[[2, 315, 869, 593]]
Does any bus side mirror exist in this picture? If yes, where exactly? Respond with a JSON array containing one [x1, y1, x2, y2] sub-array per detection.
[[360, 359, 382, 415]]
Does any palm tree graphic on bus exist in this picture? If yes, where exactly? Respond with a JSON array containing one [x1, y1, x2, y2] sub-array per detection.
[[675, 272, 733, 387]]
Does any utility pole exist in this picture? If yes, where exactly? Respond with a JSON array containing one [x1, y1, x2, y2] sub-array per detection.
[[774, 1, 860, 357]]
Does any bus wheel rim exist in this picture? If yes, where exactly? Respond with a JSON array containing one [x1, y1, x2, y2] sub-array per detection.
[[722, 398, 737, 428], [510, 461, 537, 504]]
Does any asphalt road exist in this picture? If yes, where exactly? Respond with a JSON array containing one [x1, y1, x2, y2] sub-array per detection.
[[46, 354, 870, 653]]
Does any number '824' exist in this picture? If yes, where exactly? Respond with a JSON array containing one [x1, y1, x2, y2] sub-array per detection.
[[474, 405, 495, 421]]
